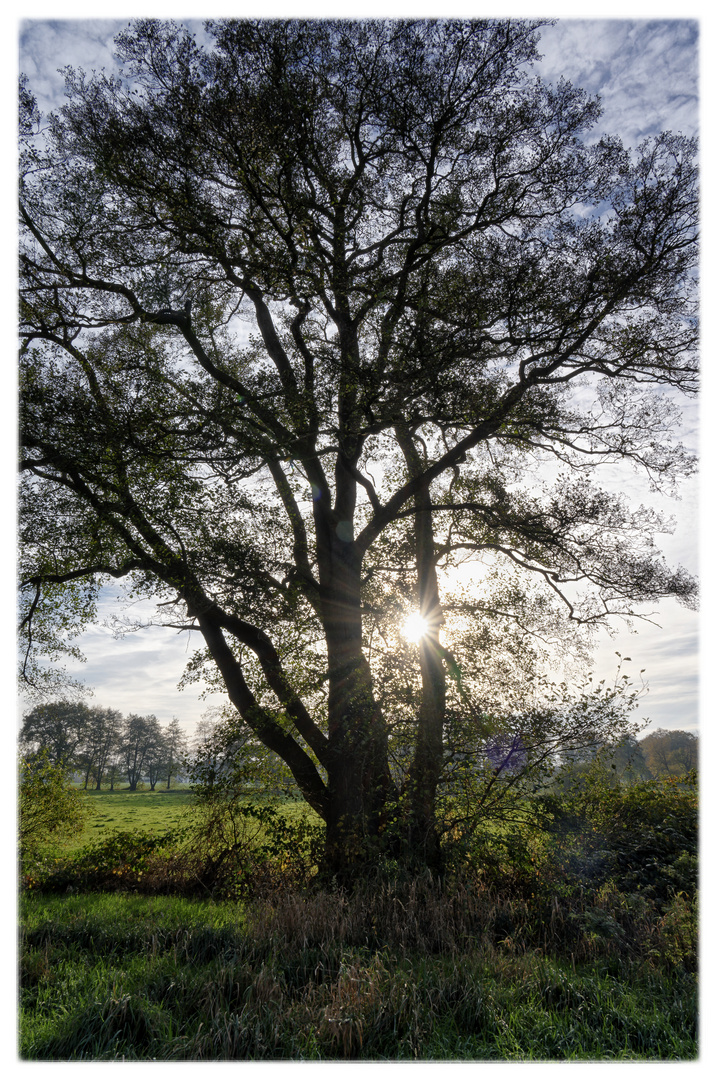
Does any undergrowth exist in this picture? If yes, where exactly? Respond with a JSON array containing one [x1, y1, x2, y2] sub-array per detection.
[[19, 774, 698, 1061], [20, 882, 696, 1061]]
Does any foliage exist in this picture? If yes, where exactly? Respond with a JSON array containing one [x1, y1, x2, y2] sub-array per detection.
[[436, 666, 646, 841], [22, 828, 180, 894], [539, 767, 698, 906], [19, 18, 698, 877], [19, 752, 91, 861], [641, 728, 698, 777], [19, 701, 93, 768], [162, 717, 189, 789], [75, 705, 124, 789], [180, 797, 325, 896], [119, 713, 164, 791]]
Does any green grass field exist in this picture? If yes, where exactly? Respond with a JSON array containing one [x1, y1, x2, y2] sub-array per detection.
[[19, 781, 698, 1061], [71, 789, 195, 850]]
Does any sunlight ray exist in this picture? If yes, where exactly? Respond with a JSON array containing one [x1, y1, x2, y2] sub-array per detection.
[[402, 612, 429, 644]]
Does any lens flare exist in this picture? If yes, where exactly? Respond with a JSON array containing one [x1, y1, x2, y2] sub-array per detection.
[[402, 612, 428, 643]]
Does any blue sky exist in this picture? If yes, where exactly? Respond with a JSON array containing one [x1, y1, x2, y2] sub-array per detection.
[[12, 5, 704, 738]]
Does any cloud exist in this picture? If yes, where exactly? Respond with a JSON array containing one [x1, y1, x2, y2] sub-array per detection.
[[592, 606, 698, 732], [17, 593, 227, 732], [19, 20, 125, 115], [536, 20, 698, 146], [19, 18, 216, 118]]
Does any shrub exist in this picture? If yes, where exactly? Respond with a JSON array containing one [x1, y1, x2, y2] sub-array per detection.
[[540, 770, 698, 907], [19, 751, 90, 862], [22, 828, 185, 894], [180, 797, 325, 897]]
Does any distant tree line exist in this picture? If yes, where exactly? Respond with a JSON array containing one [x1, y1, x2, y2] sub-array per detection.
[[560, 729, 698, 785], [19, 702, 189, 791], [19, 699, 697, 801]]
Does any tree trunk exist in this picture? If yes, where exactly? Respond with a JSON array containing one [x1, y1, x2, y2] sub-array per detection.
[[396, 424, 447, 872], [320, 532, 395, 882]]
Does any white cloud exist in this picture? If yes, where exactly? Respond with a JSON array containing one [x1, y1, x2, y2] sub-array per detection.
[[536, 20, 698, 145], [19, 20, 125, 116], [592, 610, 698, 732]]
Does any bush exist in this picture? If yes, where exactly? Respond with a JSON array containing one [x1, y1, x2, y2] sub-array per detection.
[[21, 826, 199, 895], [540, 770, 698, 907], [181, 799, 325, 896], [19, 752, 90, 862]]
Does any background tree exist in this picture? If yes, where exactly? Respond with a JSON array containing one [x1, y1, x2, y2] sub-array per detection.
[[162, 717, 189, 789], [19, 701, 92, 769], [603, 734, 653, 783], [19, 19, 697, 879], [119, 713, 164, 791], [641, 729, 698, 778], [91, 707, 124, 790], [103, 745, 125, 792], [74, 705, 123, 790], [145, 731, 168, 791]]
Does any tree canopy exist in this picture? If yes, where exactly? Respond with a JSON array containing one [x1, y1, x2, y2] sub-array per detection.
[[19, 701, 188, 791], [19, 18, 698, 878]]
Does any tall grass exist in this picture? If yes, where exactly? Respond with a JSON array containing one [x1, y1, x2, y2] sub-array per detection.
[[19, 775, 698, 1060], [20, 877, 697, 1061]]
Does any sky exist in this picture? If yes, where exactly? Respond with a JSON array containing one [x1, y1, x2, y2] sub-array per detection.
[[11, 4, 706, 740]]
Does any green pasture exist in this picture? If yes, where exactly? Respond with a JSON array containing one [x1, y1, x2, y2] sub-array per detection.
[[66, 789, 316, 853], [70, 789, 195, 850]]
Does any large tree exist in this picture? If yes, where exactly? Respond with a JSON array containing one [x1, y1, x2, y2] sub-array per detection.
[[19, 19, 697, 879], [75, 705, 123, 789], [19, 700, 92, 769]]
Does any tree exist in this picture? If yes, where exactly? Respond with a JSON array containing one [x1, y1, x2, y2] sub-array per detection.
[[19, 19, 697, 880], [19, 700, 92, 769], [641, 728, 698, 778], [75, 705, 124, 789], [163, 717, 189, 789], [605, 734, 652, 783], [103, 746, 125, 792], [119, 713, 164, 790], [145, 730, 168, 790]]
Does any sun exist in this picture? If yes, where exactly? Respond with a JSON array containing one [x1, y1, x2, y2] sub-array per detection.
[[402, 612, 429, 644]]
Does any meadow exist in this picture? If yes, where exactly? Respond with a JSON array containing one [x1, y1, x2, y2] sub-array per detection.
[[66, 789, 195, 850], [19, 775, 698, 1061]]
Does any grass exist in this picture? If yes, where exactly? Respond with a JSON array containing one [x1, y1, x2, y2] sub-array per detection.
[[67, 789, 195, 851], [19, 779, 698, 1061], [66, 789, 316, 853], [19, 888, 697, 1061]]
